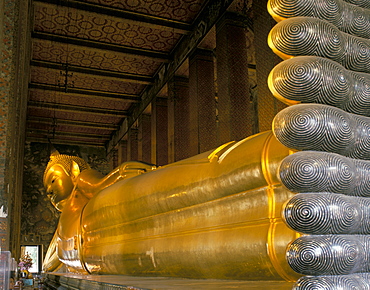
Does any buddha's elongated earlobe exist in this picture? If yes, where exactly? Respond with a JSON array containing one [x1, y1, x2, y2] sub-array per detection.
[[70, 161, 80, 182]]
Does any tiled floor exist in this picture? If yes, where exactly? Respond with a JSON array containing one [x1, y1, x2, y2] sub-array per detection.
[[45, 273, 295, 290]]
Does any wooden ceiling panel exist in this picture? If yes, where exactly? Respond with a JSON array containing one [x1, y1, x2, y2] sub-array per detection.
[[27, 116, 119, 129], [33, 2, 183, 52], [27, 121, 112, 136], [56, 124, 112, 136], [71, 72, 146, 94], [26, 131, 108, 146], [30, 66, 146, 94], [27, 107, 123, 124], [29, 89, 133, 111], [32, 39, 163, 75], [82, 0, 207, 23]]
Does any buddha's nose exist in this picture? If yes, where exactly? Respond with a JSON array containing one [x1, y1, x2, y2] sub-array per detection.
[[46, 185, 53, 195]]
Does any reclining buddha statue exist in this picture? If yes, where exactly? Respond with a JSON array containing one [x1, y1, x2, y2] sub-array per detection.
[[43, 0, 370, 288], [42, 131, 299, 281]]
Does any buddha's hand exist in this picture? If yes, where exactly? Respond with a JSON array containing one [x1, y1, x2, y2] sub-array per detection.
[[267, 0, 370, 288], [118, 161, 157, 179]]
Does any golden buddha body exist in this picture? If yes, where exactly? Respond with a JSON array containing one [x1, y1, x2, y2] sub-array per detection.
[[43, 131, 300, 281]]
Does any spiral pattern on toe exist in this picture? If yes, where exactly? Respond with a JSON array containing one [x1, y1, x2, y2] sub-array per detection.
[[269, 17, 344, 60], [345, 36, 370, 73], [293, 273, 370, 290], [268, 56, 370, 116], [282, 193, 370, 234], [286, 235, 367, 275], [268, 0, 370, 39], [279, 151, 370, 195], [344, 0, 370, 9], [279, 151, 333, 192], [355, 162, 370, 196], [273, 103, 370, 160], [284, 193, 334, 233], [359, 198, 370, 233], [279, 151, 370, 196], [273, 105, 333, 149], [351, 116, 370, 157], [268, 17, 370, 74]]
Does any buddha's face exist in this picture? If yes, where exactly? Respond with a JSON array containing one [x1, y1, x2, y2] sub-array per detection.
[[44, 164, 74, 211]]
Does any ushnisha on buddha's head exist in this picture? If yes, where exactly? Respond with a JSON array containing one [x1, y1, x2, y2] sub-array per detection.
[[43, 150, 90, 211]]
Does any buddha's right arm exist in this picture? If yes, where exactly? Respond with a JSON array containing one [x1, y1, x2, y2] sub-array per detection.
[[77, 162, 157, 199], [118, 161, 156, 178]]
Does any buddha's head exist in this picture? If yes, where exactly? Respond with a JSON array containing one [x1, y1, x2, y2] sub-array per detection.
[[44, 150, 90, 211]]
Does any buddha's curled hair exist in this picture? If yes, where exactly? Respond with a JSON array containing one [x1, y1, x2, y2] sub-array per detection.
[[43, 150, 90, 183]]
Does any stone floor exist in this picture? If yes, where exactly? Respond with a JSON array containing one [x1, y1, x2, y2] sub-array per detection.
[[44, 273, 295, 290]]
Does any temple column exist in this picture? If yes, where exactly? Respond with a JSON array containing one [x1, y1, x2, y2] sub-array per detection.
[[252, 0, 287, 132], [188, 49, 217, 156], [117, 140, 128, 164], [168, 76, 191, 163], [3, 0, 31, 257], [108, 148, 119, 170], [138, 114, 151, 164], [127, 128, 138, 161], [151, 97, 168, 166], [216, 12, 253, 144]]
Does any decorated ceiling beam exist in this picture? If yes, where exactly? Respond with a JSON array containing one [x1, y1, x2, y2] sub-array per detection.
[[31, 60, 153, 84], [27, 116, 119, 130], [25, 136, 106, 147], [27, 128, 111, 140], [32, 32, 170, 61], [28, 101, 128, 117], [29, 84, 140, 102]]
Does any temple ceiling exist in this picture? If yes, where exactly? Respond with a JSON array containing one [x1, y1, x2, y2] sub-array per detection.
[[26, 0, 252, 149]]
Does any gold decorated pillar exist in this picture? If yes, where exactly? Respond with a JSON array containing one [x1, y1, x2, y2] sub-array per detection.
[[151, 97, 168, 166], [168, 76, 191, 163], [216, 12, 253, 144], [108, 147, 119, 169], [189, 49, 217, 156], [117, 140, 128, 164], [127, 128, 138, 161], [138, 114, 151, 164]]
